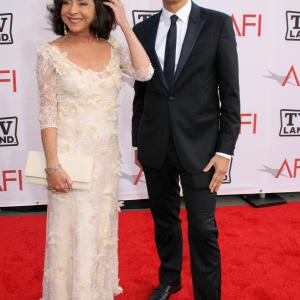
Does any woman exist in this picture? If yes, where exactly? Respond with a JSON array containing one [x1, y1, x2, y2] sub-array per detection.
[[36, 0, 153, 299]]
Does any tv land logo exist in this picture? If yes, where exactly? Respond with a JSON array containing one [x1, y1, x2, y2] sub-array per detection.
[[240, 113, 257, 134], [132, 10, 160, 25], [0, 69, 17, 92], [0, 13, 13, 44], [223, 158, 233, 184], [0, 170, 23, 192], [0, 117, 19, 147], [280, 109, 300, 136], [232, 14, 262, 37], [286, 11, 300, 41]]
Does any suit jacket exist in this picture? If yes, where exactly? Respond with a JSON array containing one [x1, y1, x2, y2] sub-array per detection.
[[132, 2, 241, 173]]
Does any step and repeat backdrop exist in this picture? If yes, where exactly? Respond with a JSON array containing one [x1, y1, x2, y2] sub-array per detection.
[[0, 0, 299, 206]]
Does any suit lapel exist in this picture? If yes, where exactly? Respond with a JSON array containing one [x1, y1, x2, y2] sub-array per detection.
[[173, 3, 205, 85], [147, 11, 169, 91]]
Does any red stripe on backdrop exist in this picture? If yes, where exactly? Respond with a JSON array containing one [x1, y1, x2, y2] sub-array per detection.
[[0, 203, 300, 300]]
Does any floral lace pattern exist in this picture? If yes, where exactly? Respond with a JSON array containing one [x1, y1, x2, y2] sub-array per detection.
[[36, 37, 153, 300]]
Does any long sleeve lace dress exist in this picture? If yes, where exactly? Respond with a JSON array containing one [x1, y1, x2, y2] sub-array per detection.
[[36, 36, 153, 300]]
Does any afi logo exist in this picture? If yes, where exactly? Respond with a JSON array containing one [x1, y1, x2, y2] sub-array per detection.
[[0, 170, 23, 192], [232, 14, 262, 37], [282, 65, 300, 86], [286, 11, 300, 40], [276, 159, 300, 178], [0, 117, 19, 146], [0, 13, 13, 44], [280, 109, 300, 136], [240, 113, 257, 134], [132, 10, 160, 26], [0, 69, 17, 92]]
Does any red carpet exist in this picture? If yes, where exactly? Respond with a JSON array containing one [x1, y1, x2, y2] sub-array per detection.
[[0, 203, 300, 300]]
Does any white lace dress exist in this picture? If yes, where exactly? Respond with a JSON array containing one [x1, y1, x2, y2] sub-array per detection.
[[36, 37, 153, 300]]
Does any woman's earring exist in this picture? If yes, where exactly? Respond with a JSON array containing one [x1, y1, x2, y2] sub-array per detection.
[[96, 33, 99, 41], [64, 24, 68, 36]]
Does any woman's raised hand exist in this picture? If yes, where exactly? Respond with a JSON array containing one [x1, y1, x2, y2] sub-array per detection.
[[103, 0, 129, 29]]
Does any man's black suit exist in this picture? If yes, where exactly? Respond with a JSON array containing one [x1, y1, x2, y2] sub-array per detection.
[[132, 3, 240, 299]]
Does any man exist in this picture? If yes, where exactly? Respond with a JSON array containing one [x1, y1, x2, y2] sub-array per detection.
[[132, 0, 240, 299]]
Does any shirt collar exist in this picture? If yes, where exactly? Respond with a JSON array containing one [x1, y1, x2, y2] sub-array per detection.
[[161, 0, 192, 24]]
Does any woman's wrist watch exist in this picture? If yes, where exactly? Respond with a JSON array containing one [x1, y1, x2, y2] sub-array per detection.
[[45, 164, 62, 176]]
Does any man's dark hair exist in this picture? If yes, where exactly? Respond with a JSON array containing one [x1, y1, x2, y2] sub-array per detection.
[[47, 0, 116, 39]]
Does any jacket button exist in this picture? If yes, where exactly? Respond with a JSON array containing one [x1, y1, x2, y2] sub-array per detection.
[[169, 96, 175, 101]]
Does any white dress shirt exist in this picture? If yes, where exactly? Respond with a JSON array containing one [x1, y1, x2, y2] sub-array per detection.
[[136, 0, 231, 161], [155, 0, 191, 71]]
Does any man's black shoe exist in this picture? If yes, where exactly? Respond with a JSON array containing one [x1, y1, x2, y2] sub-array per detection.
[[149, 283, 182, 300]]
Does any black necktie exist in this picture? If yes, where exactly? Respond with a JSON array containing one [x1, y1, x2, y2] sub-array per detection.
[[164, 15, 178, 88]]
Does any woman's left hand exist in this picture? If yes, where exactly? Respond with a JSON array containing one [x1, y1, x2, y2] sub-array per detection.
[[103, 0, 129, 29]]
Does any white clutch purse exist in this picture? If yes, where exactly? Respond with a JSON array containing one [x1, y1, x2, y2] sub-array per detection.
[[25, 151, 94, 190]]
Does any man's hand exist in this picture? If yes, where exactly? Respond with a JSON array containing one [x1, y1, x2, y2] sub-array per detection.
[[203, 155, 230, 193], [134, 150, 143, 170]]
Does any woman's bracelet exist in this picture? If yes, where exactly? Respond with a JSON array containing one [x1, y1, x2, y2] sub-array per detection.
[[45, 164, 62, 176]]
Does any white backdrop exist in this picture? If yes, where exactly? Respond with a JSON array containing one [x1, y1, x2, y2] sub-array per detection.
[[0, 0, 299, 206]]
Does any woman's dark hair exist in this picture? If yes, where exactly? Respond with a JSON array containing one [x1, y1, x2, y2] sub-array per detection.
[[47, 0, 116, 39]]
